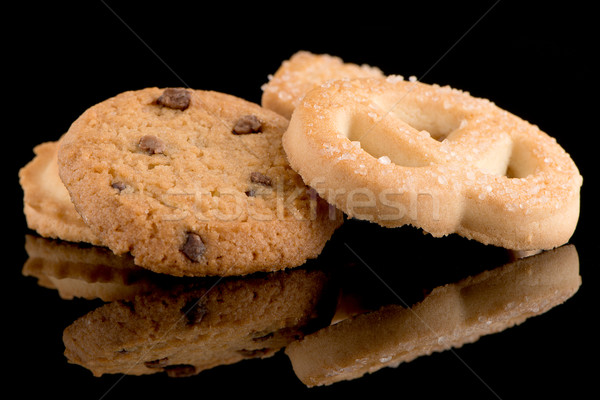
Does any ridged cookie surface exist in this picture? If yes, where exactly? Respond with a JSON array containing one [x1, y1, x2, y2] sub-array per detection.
[[19, 141, 101, 245]]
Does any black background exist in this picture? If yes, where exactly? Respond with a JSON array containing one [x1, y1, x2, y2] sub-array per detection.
[[6, 1, 597, 399]]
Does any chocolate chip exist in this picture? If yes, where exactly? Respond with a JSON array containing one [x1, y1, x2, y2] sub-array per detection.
[[139, 135, 166, 154], [121, 300, 136, 313], [181, 232, 206, 262], [144, 357, 169, 369], [232, 115, 262, 134], [182, 298, 208, 325], [250, 172, 272, 186], [251, 332, 274, 342], [111, 182, 127, 192], [156, 88, 191, 110], [165, 364, 197, 378], [236, 348, 273, 358]]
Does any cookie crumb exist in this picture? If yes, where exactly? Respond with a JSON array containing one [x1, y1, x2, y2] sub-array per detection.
[[232, 115, 262, 134], [181, 232, 206, 262], [156, 88, 191, 110], [139, 135, 166, 154], [250, 172, 272, 186]]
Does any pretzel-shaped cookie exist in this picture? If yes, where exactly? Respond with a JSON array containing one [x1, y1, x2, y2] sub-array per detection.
[[283, 77, 582, 250], [261, 51, 384, 119]]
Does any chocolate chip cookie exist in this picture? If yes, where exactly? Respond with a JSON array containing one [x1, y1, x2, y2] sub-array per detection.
[[57, 88, 341, 277]]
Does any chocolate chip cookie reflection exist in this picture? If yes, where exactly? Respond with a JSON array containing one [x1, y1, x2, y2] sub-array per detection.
[[62, 264, 337, 377], [285, 245, 580, 387]]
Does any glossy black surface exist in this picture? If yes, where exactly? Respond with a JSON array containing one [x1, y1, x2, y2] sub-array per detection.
[[8, 2, 596, 399]]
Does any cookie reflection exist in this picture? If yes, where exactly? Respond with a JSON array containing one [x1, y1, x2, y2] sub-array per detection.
[[22, 236, 580, 386], [22, 236, 338, 377], [286, 245, 581, 387], [22, 235, 165, 301]]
